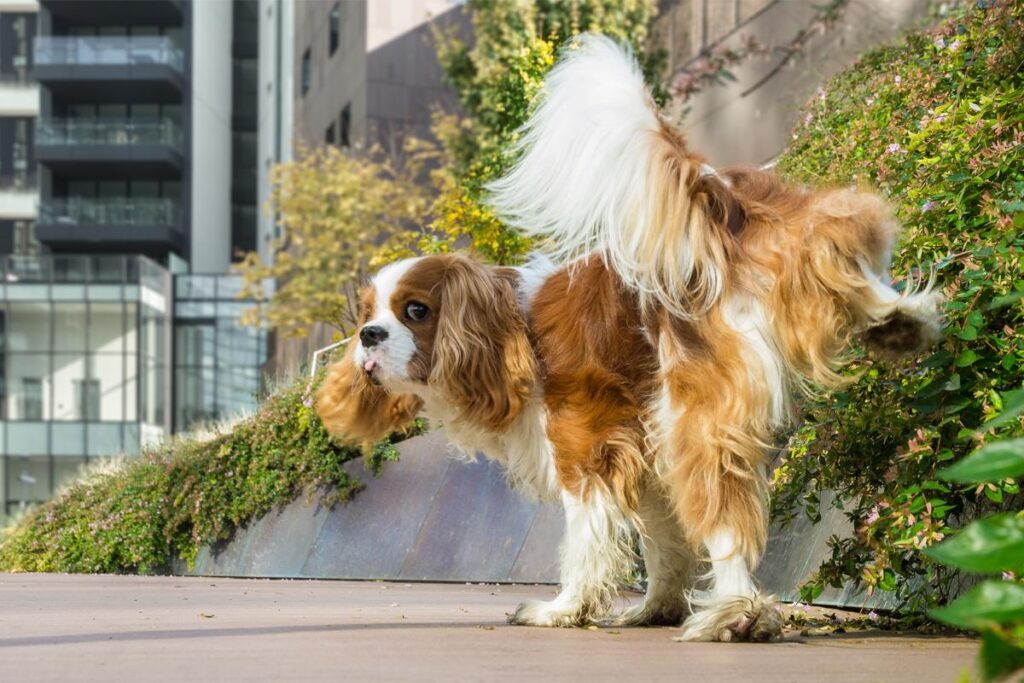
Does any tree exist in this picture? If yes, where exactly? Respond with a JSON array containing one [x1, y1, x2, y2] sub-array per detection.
[[236, 145, 428, 337]]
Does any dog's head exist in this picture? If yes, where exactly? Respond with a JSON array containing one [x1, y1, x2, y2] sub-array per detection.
[[316, 254, 535, 443]]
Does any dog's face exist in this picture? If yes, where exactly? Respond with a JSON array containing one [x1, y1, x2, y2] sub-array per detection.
[[354, 256, 441, 390], [323, 253, 535, 440]]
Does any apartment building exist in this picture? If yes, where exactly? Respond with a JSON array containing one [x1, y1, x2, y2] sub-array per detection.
[[0, 0, 291, 516]]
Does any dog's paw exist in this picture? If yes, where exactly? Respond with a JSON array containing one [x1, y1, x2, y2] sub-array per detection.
[[674, 594, 783, 643], [614, 600, 688, 627], [508, 599, 589, 628]]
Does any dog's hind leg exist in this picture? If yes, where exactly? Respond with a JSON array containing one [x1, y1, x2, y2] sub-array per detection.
[[615, 483, 695, 626], [509, 489, 633, 627], [675, 528, 783, 642]]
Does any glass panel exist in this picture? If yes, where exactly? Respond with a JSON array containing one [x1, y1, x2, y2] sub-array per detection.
[[8, 424, 48, 455], [6, 302, 50, 352], [52, 256, 88, 282], [123, 353, 138, 422], [123, 303, 138, 353], [7, 456, 50, 502], [32, 36, 184, 72], [50, 284, 87, 301], [51, 422, 85, 456], [92, 353, 125, 421], [86, 423, 122, 457], [88, 302, 125, 354], [91, 256, 126, 283], [54, 302, 87, 351], [175, 366, 215, 430], [53, 458, 87, 491], [176, 324, 214, 367], [123, 423, 140, 456], [51, 353, 87, 421], [5, 353, 50, 420]]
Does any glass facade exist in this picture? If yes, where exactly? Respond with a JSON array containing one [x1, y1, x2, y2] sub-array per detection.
[[174, 274, 266, 431], [0, 255, 171, 516]]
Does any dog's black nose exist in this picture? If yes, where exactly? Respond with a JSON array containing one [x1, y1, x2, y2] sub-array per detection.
[[360, 325, 388, 348]]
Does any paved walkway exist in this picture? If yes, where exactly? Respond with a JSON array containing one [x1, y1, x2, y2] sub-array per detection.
[[0, 574, 975, 682]]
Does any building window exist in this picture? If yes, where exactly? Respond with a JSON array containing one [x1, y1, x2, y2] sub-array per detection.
[[329, 4, 340, 55], [339, 103, 351, 148], [325, 122, 335, 146], [301, 48, 311, 95], [22, 378, 42, 420], [74, 378, 100, 421]]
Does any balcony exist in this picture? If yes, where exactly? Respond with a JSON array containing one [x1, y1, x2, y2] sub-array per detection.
[[35, 119, 184, 175], [33, 37, 184, 100], [41, 1, 183, 24], [0, 77, 39, 117], [36, 197, 185, 255], [0, 174, 37, 220]]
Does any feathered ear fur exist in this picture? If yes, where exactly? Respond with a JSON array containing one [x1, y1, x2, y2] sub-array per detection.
[[316, 340, 423, 445], [430, 255, 535, 432]]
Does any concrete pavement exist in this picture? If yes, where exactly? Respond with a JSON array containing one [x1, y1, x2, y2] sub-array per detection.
[[0, 574, 976, 682]]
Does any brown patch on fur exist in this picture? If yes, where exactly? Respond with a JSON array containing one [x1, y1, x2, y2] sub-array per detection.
[[428, 254, 535, 433], [531, 257, 657, 514], [316, 287, 423, 445], [388, 258, 446, 382]]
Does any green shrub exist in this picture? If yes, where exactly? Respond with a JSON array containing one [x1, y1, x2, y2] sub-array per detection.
[[774, 1, 1024, 608], [926, 417, 1024, 681], [0, 378, 416, 573]]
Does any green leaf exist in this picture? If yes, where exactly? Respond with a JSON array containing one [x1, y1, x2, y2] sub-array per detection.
[[954, 348, 979, 367], [959, 325, 978, 340], [940, 438, 1024, 483], [978, 632, 1024, 683], [986, 388, 1024, 430], [924, 514, 1024, 573], [929, 580, 1024, 629]]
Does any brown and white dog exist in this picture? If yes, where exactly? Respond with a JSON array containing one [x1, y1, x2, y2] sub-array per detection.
[[316, 35, 943, 641]]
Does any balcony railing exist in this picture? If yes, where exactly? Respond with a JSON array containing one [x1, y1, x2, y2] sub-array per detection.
[[39, 197, 181, 227], [36, 118, 183, 151], [0, 173, 37, 191], [33, 36, 183, 73]]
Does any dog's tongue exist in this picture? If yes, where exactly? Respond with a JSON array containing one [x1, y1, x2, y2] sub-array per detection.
[[364, 359, 378, 373]]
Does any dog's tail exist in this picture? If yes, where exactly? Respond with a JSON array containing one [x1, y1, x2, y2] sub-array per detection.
[[486, 34, 736, 318]]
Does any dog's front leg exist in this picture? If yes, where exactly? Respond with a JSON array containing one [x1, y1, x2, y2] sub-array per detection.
[[509, 490, 631, 627]]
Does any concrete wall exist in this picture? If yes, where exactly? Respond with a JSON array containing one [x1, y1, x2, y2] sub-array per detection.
[[292, 0, 368, 149], [653, 0, 931, 165], [188, 0, 233, 274]]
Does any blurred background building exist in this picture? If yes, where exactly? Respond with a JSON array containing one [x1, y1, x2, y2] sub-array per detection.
[[0, 0, 285, 516]]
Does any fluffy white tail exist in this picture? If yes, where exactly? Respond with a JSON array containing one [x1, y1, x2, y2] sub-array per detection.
[[486, 34, 730, 317]]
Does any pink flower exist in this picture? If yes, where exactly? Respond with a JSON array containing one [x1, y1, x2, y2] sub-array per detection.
[[935, 36, 946, 49], [894, 75, 902, 84], [804, 112, 813, 125], [866, 508, 880, 525], [921, 200, 937, 212], [949, 40, 961, 52], [886, 143, 902, 154]]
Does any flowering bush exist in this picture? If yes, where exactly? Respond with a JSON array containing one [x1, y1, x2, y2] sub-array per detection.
[[0, 378, 421, 573], [426, 0, 662, 263], [774, 1, 1023, 609]]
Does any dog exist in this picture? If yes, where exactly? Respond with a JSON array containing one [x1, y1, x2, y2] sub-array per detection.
[[316, 35, 943, 641]]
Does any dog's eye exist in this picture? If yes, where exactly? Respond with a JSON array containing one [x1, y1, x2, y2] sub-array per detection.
[[405, 301, 429, 321]]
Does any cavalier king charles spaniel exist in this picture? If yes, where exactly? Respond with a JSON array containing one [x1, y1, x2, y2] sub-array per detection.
[[317, 35, 943, 642]]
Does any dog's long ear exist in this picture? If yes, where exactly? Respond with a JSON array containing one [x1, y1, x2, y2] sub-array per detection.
[[316, 340, 423, 445], [430, 255, 535, 432]]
